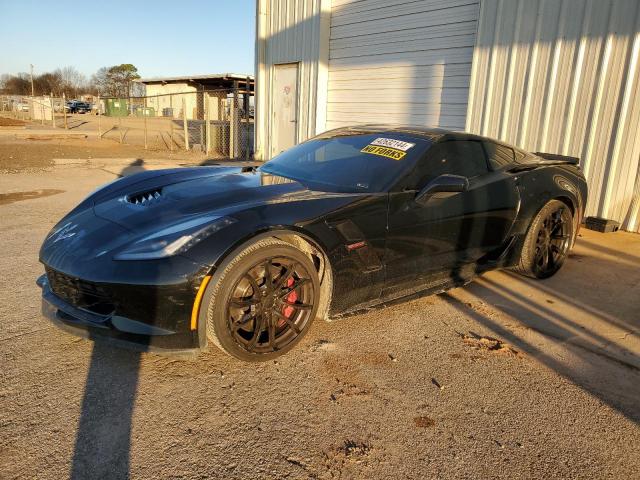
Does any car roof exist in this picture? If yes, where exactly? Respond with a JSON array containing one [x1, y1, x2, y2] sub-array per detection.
[[321, 124, 488, 142], [319, 124, 529, 155]]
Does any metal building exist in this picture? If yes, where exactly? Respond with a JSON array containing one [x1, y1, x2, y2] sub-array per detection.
[[255, 0, 640, 232], [139, 74, 254, 120]]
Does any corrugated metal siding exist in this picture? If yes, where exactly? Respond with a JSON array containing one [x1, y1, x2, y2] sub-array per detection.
[[255, 0, 329, 160], [326, 0, 480, 130], [467, 0, 640, 232]]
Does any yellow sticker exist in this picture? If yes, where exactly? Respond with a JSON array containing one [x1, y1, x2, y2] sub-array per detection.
[[361, 144, 407, 160]]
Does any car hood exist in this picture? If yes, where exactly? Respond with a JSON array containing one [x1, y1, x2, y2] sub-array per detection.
[[91, 167, 349, 232], [39, 166, 369, 277]]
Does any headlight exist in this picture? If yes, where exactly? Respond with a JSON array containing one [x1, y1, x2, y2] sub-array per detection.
[[114, 215, 236, 260]]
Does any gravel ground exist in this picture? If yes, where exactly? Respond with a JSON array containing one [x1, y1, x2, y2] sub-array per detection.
[[1, 137, 639, 479]]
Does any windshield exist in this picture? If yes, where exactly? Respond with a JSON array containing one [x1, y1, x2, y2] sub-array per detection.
[[259, 133, 431, 193]]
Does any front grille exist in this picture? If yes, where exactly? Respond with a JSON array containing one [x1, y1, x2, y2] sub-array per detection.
[[45, 268, 115, 316], [126, 188, 162, 206]]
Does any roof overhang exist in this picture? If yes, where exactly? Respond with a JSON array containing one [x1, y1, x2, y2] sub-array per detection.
[[137, 73, 254, 86]]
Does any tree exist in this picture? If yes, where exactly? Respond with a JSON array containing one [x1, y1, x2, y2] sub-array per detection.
[[1, 64, 144, 97], [1, 68, 88, 97], [0, 74, 11, 94], [55, 66, 87, 97], [91, 64, 141, 97], [34, 71, 63, 96], [0, 73, 31, 95], [90, 67, 114, 96], [109, 64, 141, 97]]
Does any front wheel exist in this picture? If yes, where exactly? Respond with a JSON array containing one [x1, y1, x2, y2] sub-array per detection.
[[204, 238, 320, 361], [515, 200, 574, 279]]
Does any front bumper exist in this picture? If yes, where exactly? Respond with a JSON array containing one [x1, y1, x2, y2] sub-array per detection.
[[37, 274, 201, 358]]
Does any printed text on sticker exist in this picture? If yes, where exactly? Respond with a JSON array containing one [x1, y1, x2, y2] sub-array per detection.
[[361, 145, 407, 160]]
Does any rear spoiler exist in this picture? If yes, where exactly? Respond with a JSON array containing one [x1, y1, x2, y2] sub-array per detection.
[[534, 152, 580, 165]]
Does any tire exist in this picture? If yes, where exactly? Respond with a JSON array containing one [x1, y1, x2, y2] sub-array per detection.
[[205, 238, 320, 361], [514, 199, 574, 279]]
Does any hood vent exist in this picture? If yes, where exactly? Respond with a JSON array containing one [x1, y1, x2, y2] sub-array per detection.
[[126, 188, 162, 206]]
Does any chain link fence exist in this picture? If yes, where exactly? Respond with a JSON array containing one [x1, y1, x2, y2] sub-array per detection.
[[0, 95, 66, 124], [0, 88, 254, 159]]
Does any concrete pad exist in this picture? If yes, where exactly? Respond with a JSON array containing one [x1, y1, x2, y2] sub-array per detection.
[[52, 158, 91, 165]]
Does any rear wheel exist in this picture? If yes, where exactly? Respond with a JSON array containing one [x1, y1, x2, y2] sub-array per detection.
[[205, 238, 320, 361], [515, 200, 574, 279]]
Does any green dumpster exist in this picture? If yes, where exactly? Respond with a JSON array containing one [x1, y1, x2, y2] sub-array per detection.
[[105, 98, 128, 117]]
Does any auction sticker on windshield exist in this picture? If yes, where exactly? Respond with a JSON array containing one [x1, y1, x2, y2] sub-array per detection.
[[360, 137, 415, 160], [370, 138, 415, 151], [361, 145, 406, 160]]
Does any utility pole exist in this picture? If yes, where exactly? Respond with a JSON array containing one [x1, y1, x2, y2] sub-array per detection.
[[97, 94, 102, 138], [30, 64, 35, 97]]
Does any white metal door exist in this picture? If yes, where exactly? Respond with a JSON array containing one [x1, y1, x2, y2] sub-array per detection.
[[272, 63, 299, 156]]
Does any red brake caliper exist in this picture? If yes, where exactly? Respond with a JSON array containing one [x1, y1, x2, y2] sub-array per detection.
[[280, 277, 298, 326]]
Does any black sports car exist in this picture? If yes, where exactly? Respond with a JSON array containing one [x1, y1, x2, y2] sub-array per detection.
[[37, 126, 587, 361]]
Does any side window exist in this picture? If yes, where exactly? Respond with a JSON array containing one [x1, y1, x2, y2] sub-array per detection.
[[412, 141, 488, 188], [484, 141, 515, 169]]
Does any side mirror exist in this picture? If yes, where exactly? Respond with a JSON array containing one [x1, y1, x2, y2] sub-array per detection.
[[415, 174, 469, 205]]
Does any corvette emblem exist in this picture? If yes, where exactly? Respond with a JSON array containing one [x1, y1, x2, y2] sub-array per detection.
[[51, 222, 78, 243]]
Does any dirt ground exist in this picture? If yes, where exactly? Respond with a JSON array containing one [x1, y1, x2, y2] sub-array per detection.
[[0, 117, 27, 127], [0, 134, 207, 174], [0, 136, 639, 479], [0, 111, 251, 155]]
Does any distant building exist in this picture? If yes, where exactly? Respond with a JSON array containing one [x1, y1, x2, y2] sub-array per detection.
[[137, 73, 254, 120]]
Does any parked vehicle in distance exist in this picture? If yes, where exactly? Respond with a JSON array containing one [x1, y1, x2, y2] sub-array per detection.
[[37, 126, 587, 361], [66, 100, 91, 114]]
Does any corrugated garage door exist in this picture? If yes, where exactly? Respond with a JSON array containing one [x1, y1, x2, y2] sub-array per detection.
[[466, 0, 640, 232], [326, 0, 480, 130]]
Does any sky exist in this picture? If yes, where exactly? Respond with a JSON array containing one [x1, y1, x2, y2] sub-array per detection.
[[0, 0, 256, 80]]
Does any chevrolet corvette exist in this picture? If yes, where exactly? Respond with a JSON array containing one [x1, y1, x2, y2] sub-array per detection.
[[37, 126, 587, 361]]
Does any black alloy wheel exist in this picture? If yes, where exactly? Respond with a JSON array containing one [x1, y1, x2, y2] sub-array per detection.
[[532, 206, 571, 277], [227, 256, 315, 354], [516, 199, 574, 279], [205, 238, 320, 361]]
